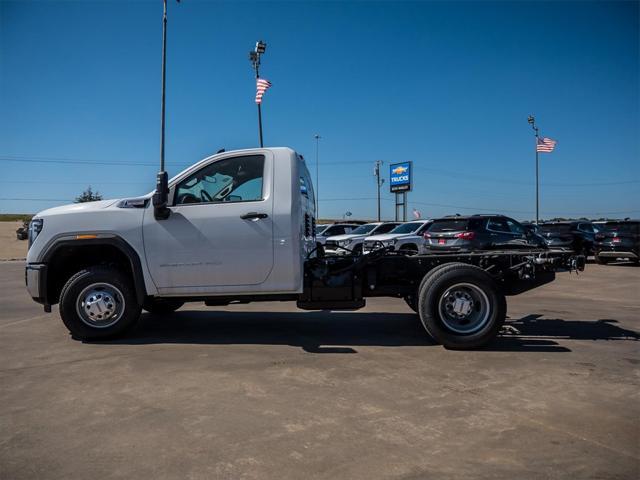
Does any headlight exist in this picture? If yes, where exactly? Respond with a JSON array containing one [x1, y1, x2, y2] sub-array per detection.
[[338, 240, 352, 248], [28, 218, 43, 249], [383, 239, 396, 247]]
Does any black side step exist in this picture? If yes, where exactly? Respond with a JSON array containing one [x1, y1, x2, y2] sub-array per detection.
[[296, 299, 366, 311]]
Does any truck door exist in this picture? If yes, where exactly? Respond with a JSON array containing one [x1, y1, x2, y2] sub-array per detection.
[[142, 153, 274, 293]]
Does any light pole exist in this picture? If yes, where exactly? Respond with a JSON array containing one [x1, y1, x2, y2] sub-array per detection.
[[528, 115, 540, 224], [374, 160, 385, 221], [314, 134, 321, 219], [249, 41, 267, 147]]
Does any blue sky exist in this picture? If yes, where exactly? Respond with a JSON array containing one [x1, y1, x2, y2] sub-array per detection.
[[0, 0, 638, 220]]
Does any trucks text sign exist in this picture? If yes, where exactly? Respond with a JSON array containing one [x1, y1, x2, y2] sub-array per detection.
[[389, 162, 412, 192]]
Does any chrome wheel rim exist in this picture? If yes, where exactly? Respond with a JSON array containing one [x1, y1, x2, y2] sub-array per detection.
[[438, 282, 490, 334], [76, 283, 125, 328]]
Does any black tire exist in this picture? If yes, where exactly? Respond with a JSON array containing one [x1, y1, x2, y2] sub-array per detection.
[[142, 298, 184, 314], [417, 263, 506, 350], [59, 266, 141, 340], [595, 255, 610, 265]]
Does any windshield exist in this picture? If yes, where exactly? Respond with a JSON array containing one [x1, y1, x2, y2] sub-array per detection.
[[540, 224, 572, 234], [428, 219, 469, 233], [390, 222, 424, 234], [602, 222, 639, 233], [374, 223, 400, 234], [351, 224, 378, 235]]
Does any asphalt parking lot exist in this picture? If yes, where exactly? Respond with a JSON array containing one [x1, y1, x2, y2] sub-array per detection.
[[1, 261, 638, 479]]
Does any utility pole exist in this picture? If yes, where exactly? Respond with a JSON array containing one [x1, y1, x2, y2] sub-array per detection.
[[314, 134, 321, 218], [374, 160, 385, 221], [249, 41, 267, 147], [528, 115, 540, 224]]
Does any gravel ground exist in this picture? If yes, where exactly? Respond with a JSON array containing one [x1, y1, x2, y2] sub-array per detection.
[[1, 261, 638, 479]]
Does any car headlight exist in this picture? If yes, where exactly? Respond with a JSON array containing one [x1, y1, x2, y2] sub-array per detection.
[[28, 218, 43, 249], [383, 239, 396, 247], [338, 240, 352, 248]]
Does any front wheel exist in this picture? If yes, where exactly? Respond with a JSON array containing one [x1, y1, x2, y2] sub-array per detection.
[[417, 263, 506, 349], [59, 266, 141, 340]]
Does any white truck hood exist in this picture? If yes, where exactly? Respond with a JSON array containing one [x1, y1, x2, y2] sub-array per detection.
[[36, 199, 121, 217]]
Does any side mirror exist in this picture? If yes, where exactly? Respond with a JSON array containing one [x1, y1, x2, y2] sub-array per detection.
[[153, 171, 171, 220]]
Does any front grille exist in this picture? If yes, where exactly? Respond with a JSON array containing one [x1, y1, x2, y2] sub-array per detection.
[[325, 240, 338, 249]]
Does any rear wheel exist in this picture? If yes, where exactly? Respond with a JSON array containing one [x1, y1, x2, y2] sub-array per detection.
[[142, 298, 185, 314], [417, 263, 506, 349], [59, 266, 141, 340]]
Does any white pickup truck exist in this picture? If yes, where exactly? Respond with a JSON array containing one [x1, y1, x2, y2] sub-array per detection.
[[25, 147, 584, 349]]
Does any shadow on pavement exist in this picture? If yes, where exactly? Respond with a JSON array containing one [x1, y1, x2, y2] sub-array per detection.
[[95, 309, 640, 354]]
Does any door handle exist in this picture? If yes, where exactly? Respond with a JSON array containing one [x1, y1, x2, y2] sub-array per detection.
[[240, 212, 268, 220]]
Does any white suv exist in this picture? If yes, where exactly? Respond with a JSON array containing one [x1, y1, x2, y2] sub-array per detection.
[[315, 223, 360, 245], [324, 222, 401, 255], [362, 220, 432, 255]]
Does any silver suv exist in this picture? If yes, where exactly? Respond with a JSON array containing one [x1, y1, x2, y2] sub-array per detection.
[[362, 220, 432, 255], [324, 222, 401, 255]]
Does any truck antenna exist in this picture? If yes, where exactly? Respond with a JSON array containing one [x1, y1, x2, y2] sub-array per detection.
[[153, 0, 180, 220]]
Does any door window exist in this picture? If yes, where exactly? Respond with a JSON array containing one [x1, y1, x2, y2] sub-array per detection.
[[486, 218, 510, 233], [505, 219, 525, 235], [174, 155, 265, 205]]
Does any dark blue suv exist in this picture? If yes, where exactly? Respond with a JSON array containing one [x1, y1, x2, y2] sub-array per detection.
[[423, 215, 546, 252]]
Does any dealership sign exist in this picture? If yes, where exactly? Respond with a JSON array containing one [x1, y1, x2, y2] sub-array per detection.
[[389, 161, 412, 192]]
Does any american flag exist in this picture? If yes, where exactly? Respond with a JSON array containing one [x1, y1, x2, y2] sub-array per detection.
[[536, 137, 557, 153], [255, 78, 272, 104]]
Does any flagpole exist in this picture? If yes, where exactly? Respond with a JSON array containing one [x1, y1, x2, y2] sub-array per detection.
[[256, 66, 264, 148], [528, 115, 540, 224], [249, 41, 267, 148], [314, 134, 321, 218]]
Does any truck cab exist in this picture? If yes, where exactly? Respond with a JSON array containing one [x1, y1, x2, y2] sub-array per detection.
[[26, 148, 315, 319]]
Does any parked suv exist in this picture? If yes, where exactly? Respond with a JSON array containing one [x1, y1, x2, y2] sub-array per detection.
[[362, 220, 432, 255], [593, 220, 640, 264], [324, 222, 401, 256], [538, 221, 597, 256], [315, 223, 359, 245], [423, 215, 545, 252]]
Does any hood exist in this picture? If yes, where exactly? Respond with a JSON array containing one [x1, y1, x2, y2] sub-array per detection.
[[326, 233, 368, 241], [365, 232, 413, 242], [36, 199, 121, 218]]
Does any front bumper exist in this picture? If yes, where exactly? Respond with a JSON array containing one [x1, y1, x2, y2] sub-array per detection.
[[324, 248, 351, 256], [25, 264, 48, 305]]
